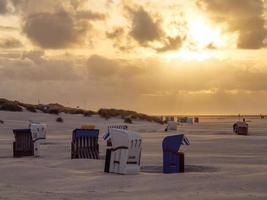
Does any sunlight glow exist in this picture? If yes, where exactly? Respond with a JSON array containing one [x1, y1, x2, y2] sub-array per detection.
[[186, 15, 224, 49]]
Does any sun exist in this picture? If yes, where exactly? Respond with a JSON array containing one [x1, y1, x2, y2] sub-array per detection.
[[161, 12, 234, 61], [186, 14, 224, 50]]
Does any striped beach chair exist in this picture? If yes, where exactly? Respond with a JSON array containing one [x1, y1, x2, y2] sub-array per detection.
[[71, 129, 99, 159], [13, 129, 34, 157], [162, 134, 190, 173]]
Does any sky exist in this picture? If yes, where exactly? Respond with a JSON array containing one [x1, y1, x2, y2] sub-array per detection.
[[0, 0, 267, 115]]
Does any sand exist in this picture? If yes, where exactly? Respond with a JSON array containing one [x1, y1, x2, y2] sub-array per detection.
[[0, 111, 267, 200]]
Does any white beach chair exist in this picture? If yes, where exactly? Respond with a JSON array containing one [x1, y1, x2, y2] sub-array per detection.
[[166, 121, 178, 131], [29, 123, 47, 157], [104, 128, 142, 175]]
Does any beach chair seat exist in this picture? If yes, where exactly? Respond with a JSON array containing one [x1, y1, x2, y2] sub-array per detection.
[[13, 129, 34, 157], [104, 128, 142, 175], [162, 134, 189, 173], [233, 122, 248, 135], [71, 129, 99, 159]]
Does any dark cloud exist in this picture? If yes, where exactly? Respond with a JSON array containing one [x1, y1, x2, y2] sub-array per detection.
[[107, 6, 183, 53], [10, 0, 106, 49], [197, 0, 267, 49], [0, 0, 8, 14], [23, 11, 78, 48], [156, 36, 182, 52], [126, 6, 163, 45], [0, 38, 23, 48], [106, 27, 134, 51]]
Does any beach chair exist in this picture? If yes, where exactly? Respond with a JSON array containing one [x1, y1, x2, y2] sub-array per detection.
[[104, 128, 142, 174], [13, 124, 47, 157], [166, 121, 178, 131], [13, 129, 34, 157], [162, 134, 189, 173], [29, 123, 47, 156], [233, 121, 248, 135], [194, 117, 199, 123], [108, 125, 128, 130], [71, 129, 99, 159]]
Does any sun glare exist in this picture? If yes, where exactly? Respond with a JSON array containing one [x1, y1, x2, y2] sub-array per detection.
[[186, 15, 224, 49]]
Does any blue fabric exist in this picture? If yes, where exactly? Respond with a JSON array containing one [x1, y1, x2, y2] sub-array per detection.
[[162, 134, 184, 173], [73, 129, 99, 138], [162, 134, 184, 153]]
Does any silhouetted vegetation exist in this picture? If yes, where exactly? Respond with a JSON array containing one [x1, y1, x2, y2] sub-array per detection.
[[124, 117, 132, 124], [15, 101, 37, 112], [0, 98, 164, 124], [0, 99, 22, 112], [98, 108, 164, 124]]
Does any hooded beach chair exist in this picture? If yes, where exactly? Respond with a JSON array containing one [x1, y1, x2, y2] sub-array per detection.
[[13, 129, 34, 157], [162, 134, 190, 173], [233, 121, 248, 135], [13, 123, 47, 157], [104, 128, 142, 175], [71, 129, 99, 159], [108, 125, 128, 130], [166, 121, 178, 131]]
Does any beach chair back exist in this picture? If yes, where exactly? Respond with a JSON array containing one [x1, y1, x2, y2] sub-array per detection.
[[233, 122, 248, 135], [167, 121, 178, 131], [30, 123, 47, 140], [104, 128, 142, 174], [71, 129, 99, 159], [162, 134, 185, 173], [13, 129, 34, 157]]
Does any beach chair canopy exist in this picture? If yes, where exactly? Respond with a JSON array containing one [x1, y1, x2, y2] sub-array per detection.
[[71, 129, 99, 159], [30, 123, 47, 140], [234, 121, 248, 128], [162, 134, 185, 153], [108, 128, 140, 148], [73, 129, 99, 138], [103, 125, 128, 140]]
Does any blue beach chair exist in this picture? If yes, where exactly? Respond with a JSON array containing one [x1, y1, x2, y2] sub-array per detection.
[[162, 134, 189, 173], [71, 129, 99, 159]]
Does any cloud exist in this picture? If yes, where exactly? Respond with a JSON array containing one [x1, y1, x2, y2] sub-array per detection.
[[197, 0, 267, 49], [0, 51, 80, 81], [0, 38, 23, 48], [0, 0, 8, 14], [156, 36, 183, 52], [75, 10, 106, 20], [23, 11, 79, 48], [12, 0, 106, 49], [107, 5, 183, 53], [86, 54, 143, 79], [126, 6, 163, 45]]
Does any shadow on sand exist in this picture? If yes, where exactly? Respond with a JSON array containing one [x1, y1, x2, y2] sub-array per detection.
[[141, 165, 218, 174]]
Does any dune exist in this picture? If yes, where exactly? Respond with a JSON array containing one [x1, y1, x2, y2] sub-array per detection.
[[0, 111, 267, 200]]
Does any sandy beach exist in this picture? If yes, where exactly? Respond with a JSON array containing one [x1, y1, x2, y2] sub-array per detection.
[[0, 111, 266, 200]]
